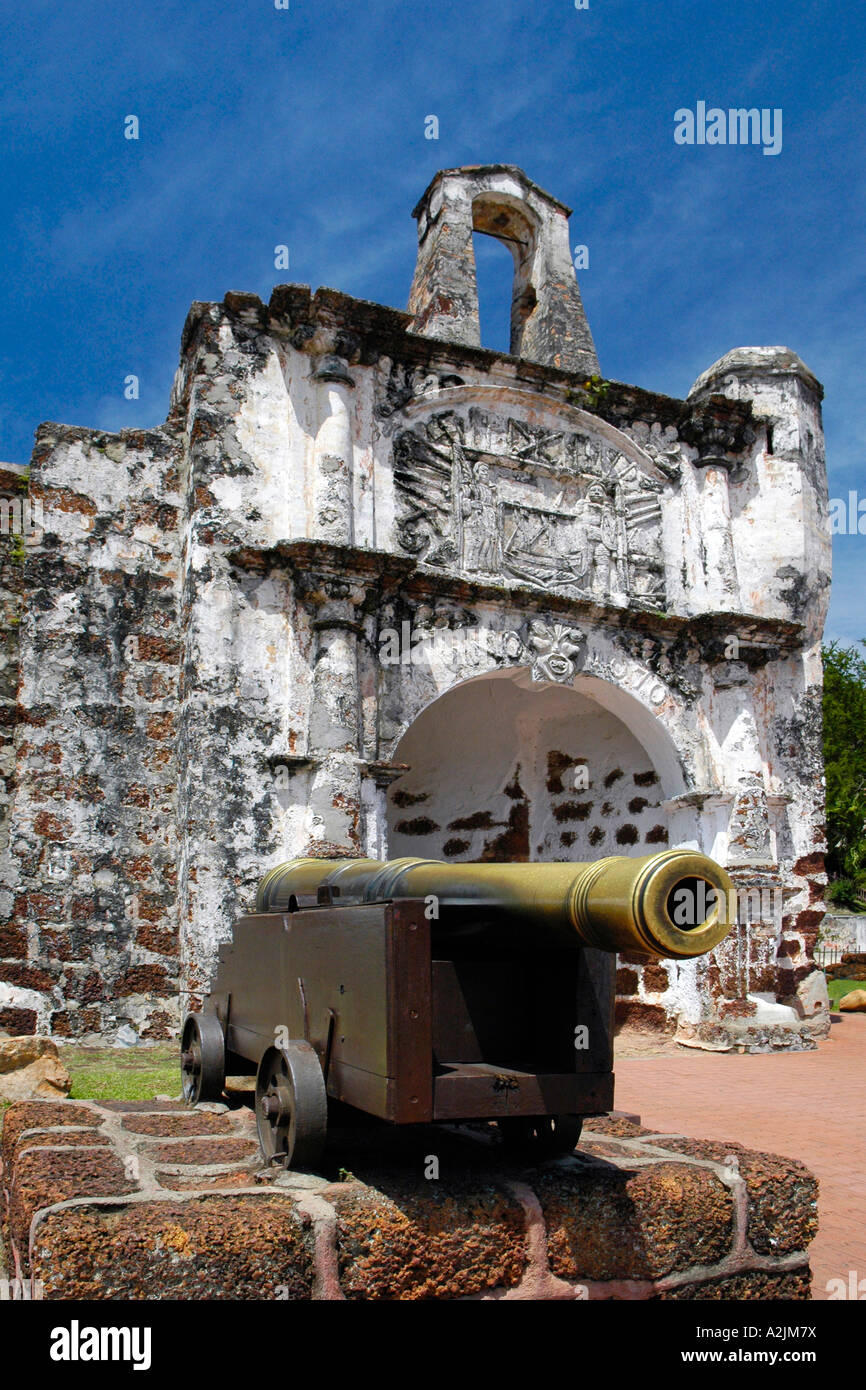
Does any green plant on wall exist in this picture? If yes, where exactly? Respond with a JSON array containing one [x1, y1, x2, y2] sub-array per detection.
[[568, 374, 612, 412]]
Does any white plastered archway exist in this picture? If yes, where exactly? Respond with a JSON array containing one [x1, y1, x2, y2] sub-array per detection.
[[384, 666, 692, 864]]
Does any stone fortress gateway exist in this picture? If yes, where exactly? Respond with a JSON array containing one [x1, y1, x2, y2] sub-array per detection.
[[0, 165, 831, 1051]]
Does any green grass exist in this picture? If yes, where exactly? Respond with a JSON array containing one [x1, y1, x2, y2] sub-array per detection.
[[61, 1044, 180, 1102], [828, 979, 866, 1010]]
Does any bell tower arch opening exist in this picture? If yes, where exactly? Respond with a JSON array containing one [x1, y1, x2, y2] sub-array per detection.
[[471, 192, 539, 357], [471, 229, 516, 355]]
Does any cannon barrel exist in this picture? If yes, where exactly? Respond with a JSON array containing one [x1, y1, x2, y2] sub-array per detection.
[[256, 850, 735, 961]]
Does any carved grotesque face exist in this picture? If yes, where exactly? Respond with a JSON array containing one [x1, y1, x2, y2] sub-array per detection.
[[529, 621, 587, 684], [475, 463, 490, 482]]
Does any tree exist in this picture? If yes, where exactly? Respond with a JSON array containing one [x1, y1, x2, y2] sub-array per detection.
[[822, 640, 866, 908]]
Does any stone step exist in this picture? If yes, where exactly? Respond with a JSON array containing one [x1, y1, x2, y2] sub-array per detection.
[[0, 1099, 817, 1301]]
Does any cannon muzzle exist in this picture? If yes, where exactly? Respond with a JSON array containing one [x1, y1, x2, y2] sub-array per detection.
[[256, 850, 735, 961]]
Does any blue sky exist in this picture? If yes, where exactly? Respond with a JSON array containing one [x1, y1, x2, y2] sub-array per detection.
[[2, 0, 863, 643]]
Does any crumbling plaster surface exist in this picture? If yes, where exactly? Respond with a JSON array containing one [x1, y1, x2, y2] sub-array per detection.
[[0, 169, 831, 1049]]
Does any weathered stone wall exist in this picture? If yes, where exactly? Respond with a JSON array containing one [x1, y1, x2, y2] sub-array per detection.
[[820, 914, 866, 955], [1, 430, 183, 1040], [408, 165, 599, 375], [0, 466, 28, 1034], [0, 165, 832, 1048], [1, 1100, 817, 1300]]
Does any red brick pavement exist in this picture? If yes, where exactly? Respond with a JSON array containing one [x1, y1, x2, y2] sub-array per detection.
[[614, 1013, 866, 1301]]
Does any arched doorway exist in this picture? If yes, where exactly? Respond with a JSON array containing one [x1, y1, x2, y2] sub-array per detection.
[[386, 668, 688, 864]]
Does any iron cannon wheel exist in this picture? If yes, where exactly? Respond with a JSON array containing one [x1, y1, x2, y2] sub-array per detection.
[[255, 1041, 328, 1170], [497, 1114, 582, 1157], [180, 1011, 226, 1104]]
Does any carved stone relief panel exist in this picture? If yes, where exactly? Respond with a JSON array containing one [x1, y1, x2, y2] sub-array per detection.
[[391, 407, 671, 608]]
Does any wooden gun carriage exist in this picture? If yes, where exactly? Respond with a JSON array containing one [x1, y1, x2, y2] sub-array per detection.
[[180, 851, 733, 1167]]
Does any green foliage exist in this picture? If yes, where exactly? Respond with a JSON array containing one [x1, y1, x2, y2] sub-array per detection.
[[827, 878, 866, 911], [823, 640, 866, 896], [568, 374, 612, 412]]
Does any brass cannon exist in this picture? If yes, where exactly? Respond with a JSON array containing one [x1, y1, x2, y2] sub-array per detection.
[[181, 850, 734, 1167]]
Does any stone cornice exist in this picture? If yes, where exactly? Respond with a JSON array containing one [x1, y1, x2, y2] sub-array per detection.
[[226, 537, 805, 656]]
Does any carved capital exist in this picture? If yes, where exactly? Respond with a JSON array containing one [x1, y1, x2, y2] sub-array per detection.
[[360, 760, 412, 789], [267, 753, 317, 776], [679, 400, 756, 473], [312, 354, 356, 387], [290, 322, 360, 380], [294, 571, 367, 608]]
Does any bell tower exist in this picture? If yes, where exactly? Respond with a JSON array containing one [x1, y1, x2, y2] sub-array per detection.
[[408, 164, 599, 376]]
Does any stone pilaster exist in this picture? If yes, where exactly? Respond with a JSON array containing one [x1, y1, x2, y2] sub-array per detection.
[[311, 354, 356, 547], [303, 589, 365, 857], [358, 761, 411, 860]]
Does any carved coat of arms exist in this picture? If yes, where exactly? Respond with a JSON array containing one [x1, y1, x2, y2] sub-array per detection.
[[390, 407, 670, 608]]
